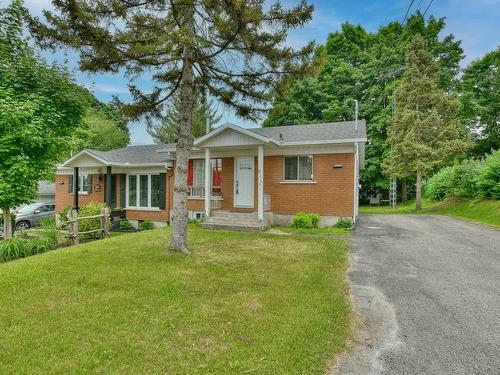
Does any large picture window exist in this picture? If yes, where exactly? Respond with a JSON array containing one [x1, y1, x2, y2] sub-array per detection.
[[187, 159, 222, 198], [127, 174, 161, 209], [284, 155, 313, 181]]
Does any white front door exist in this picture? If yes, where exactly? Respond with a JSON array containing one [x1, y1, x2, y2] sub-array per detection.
[[235, 156, 254, 207]]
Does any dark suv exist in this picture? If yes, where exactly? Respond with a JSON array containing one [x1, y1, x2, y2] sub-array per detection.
[[14, 202, 56, 230]]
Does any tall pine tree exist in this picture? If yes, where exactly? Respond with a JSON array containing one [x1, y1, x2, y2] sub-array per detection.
[[383, 34, 469, 209], [27, 0, 313, 253], [147, 90, 221, 144]]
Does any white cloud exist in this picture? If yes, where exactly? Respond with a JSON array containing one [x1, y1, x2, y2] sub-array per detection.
[[84, 83, 130, 95]]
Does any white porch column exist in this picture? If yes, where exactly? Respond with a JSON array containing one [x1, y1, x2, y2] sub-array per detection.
[[204, 147, 211, 217], [257, 144, 264, 221]]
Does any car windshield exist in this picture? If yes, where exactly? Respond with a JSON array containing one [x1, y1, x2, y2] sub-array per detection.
[[16, 205, 39, 215]]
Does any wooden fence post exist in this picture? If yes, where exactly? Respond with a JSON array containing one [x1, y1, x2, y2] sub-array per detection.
[[99, 208, 104, 239], [103, 207, 110, 239], [66, 209, 73, 245], [67, 209, 79, 246]]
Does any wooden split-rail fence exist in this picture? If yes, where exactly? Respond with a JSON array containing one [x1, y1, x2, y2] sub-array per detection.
[[63, 208, 110, 245]]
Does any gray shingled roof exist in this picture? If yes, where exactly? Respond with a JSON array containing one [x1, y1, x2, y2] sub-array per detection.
[[86, 121, 366, 165], [87, 144, 174, 165], [248, 120, 366, 143], [38, 181, 55, 195]]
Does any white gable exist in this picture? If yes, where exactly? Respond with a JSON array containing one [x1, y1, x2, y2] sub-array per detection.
[[200, 128, 267, 147], [61, 150, 108, 168]]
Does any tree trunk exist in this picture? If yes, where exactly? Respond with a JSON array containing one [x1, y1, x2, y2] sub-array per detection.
[[415, 171, 422, 210], [167, 16, 195, 254], [2, 207, 12, 240], [401, 178, 408, 202]]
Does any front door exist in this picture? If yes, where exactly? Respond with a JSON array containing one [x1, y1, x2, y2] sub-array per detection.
[[235, 156, 254, 207]]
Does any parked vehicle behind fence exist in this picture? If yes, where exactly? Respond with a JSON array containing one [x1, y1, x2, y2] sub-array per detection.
[[14, 202, 56, 230]]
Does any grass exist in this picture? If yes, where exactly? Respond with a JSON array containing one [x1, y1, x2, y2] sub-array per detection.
[[0, 225, 352, 374], [360, 198, 500, 228], [269, 225, 351, 236]]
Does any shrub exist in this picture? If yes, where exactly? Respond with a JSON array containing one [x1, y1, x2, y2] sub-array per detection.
[[78, 202, 110, 239], [335, 217, 352, 229], [58, 205, 72, 228], [424, 160, 483, 201], [118, 219, 134, 230], [475, 150, 500, 199], [424, 166, 455, 200], [139, 220, 155, 230], [0, 238, 31, 261], [0, 223, 58, 262], [293, 212, 320, 228], [40, 217, 59, 245]]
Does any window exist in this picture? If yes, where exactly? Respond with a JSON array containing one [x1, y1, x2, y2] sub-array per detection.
[[78, 175, 90, 194], [284, 155, 313, 181], [127, 174, 160, 209], [188, 159, 222, 197], [140, 175, 148, 207], [151, 175, 160, 208]]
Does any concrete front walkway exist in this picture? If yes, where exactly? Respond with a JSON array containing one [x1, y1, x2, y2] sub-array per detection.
[[335, 215, 500, 375]]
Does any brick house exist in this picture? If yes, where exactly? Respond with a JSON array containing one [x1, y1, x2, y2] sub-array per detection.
[[56, 121, 367, 229]]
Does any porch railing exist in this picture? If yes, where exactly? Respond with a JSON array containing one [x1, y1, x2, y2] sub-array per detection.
[[211, 199, 222, 210], [188, 186, 222, 198]]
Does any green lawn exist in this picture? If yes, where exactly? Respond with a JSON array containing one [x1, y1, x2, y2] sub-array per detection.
[[360, 199, 500, 228], [0, 225, 352, 374], [269, 225, 351, 236]]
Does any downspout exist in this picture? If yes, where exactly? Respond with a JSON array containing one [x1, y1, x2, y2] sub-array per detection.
[[352, 141, 359, 228]]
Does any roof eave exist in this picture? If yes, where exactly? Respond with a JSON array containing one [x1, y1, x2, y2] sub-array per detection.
[[278, 138, 368, 146], [61, 149, 110, 168], [194, 123, 274, 147]]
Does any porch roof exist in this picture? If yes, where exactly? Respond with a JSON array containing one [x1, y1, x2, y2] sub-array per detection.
[[61, 145, 173, 168]]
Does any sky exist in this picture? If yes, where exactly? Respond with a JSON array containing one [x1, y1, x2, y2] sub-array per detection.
[[13, 0, 500, 144]]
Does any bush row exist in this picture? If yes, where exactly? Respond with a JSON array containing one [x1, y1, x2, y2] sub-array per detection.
[[425, 150, 500, 200], [0, 219, 59, 262]]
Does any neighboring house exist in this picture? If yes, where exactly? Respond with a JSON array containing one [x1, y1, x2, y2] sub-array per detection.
[[55, 121, 367, 230], [36, 181, 55, 203]]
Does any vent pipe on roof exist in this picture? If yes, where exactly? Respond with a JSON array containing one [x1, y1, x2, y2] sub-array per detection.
[[354, 99, 359, 132]]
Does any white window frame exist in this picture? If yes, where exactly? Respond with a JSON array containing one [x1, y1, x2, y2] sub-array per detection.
[[126, 174, 160, 210], [78, 175, 90, 194], [283, 155, 314, 182]]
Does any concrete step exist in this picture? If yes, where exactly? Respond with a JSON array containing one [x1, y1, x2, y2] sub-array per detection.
[[204, 217, 261, 226], [210, 211, 258, 219], [201, 222, 264, 232]]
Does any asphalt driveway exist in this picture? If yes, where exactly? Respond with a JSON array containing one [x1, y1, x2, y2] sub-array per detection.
[[335, 215, 500, 375]]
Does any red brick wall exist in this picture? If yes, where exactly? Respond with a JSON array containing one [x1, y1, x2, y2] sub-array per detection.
[[55, 153, 354, 220], [55, 175, 105, 212], [264, 154, 354, 216]]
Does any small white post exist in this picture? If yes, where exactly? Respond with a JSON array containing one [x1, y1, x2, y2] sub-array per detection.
[[204, 147, 211, 217], [354, 99, 359, 132], [257, 144, 264, 222]]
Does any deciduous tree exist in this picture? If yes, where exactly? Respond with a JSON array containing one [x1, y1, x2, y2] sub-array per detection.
[[383, 34, 469, 209], [0, 0, 86, 238], [263, 14, 463, 198], [459, 49, 499, 156], [27, 0, 314, 253]]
